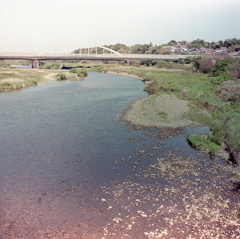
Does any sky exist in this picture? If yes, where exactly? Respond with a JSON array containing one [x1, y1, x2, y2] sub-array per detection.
[[0, 0, 240, 53]]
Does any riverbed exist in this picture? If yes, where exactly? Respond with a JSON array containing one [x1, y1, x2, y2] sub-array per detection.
[[0, 71, 239, 238]]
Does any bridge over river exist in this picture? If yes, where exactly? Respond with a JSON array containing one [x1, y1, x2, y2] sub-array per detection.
[[0, 43, 195, 68]]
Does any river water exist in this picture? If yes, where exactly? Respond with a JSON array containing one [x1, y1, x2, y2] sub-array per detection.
[[0, 71, 239, 238]]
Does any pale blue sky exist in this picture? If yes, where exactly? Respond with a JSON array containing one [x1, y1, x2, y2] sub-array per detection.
[[0, 0, 239, 52]]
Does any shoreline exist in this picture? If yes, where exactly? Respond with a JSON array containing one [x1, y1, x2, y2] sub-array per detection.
[[104, 68, 231, 160], [0, 68, 58, 92], [105, 69, 205, 129]]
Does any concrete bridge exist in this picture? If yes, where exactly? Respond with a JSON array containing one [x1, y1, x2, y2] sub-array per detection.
[[0, 43, 194, 68]]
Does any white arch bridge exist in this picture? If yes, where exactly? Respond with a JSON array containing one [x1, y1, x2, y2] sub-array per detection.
[[0, 43, 192, 68]]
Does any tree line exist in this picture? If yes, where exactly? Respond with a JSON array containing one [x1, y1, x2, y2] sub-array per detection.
[[73, 38, 240, 55]]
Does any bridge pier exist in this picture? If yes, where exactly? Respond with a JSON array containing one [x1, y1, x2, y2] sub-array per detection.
[[31, 60, 39, 68]]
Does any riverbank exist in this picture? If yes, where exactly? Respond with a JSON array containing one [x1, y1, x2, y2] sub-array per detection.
[[104, 68, 208, 129], [0, 68, 58, 92], [0, 67, 83, 92], [90, 64, 240, 163]]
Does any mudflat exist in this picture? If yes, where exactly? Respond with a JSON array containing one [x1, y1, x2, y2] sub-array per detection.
[[122, 93, 200, 128]]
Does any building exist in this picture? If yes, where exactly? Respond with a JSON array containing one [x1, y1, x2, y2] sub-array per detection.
[[235, 46, 240, 52]]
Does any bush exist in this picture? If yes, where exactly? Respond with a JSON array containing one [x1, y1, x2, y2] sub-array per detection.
[[68, 68, 88, 76], [184, 57, 192, 64], [55, 73, 67, 80], [210, 58, 233, 77], [69, 68, 78, 73], [231, 58, 240, 79], [76, 68, 88, 77], [199, 56, 218, 73], [184, 56, 202, 72], [131, 60, 141, 67], [156, 61, 166, 68], [39, 62, 60, 69]]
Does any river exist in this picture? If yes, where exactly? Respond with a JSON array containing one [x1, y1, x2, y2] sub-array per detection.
[[0, 71, 239, 238]]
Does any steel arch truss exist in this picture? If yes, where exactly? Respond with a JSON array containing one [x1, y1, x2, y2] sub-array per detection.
[[39, 43, 123, 56]]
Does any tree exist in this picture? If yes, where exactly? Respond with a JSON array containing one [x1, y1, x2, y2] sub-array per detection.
[[191, 38, 205, 48], [219, 40, 223, 47], [168, 40, 177, 46], [108, 43, 127, 53], [223, 40, 232, 48], [130, 44, 149, 54]]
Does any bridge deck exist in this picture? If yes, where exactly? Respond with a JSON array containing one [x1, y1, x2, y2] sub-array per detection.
[[0, 53, 192, 62]]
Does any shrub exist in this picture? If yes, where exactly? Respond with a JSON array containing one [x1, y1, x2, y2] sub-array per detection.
[[76, 68, 88, 77], [199, 56, 218, 73], [156, 61, 166, 68], [40, 62, 60, 69], [68, 68, 88, 76], [184, 57, 192, 64], [55, 73, 67, 80], [231, 58, 240, 80], [210, 58, 233, 77], [184, 56, 202, 72], [69, 68, 77, 73], [131, 60, 141, 67]]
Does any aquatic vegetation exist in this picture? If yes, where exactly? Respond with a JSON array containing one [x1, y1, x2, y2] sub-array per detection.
[[187, 134, 221, 154]]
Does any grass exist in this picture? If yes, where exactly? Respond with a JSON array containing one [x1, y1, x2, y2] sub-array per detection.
[[187, 134, 221, 154], [0, 68, 58, 91], [0, 82, 13, 90], [157, 111, 167, 117]]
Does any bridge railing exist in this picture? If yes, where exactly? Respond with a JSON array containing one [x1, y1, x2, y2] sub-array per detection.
[[34, 53, 187, 60]]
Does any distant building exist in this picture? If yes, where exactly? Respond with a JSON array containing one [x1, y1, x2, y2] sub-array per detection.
[[235, 46, 240, 52], [162, 46, 176, 53]]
